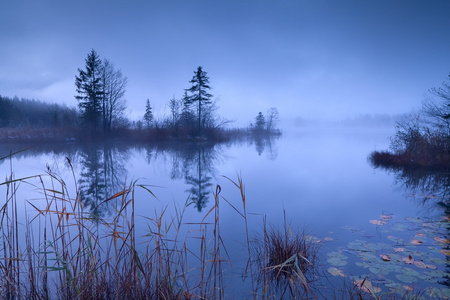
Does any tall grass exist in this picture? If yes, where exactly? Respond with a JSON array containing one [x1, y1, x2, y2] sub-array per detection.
[[0, 152, 234, 299], [1, 152, 425, 299]]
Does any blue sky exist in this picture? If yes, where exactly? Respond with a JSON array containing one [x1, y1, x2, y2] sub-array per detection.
[[1, 0, 450, 126]]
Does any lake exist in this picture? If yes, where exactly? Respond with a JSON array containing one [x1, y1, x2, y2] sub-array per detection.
[[0, 127, 449, 299]]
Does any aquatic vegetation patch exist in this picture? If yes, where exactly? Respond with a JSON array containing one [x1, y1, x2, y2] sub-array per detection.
[[329, 212, 450, 298]]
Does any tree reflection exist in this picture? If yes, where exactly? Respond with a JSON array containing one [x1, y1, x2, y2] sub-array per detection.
[[77, 144, 130, 218], [183, 144, 216, 212], [144, 142, 219, 212], [247, 133, 280, 159]]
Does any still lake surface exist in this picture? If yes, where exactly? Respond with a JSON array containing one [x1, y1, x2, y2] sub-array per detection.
[[1, 127, 449, 298]]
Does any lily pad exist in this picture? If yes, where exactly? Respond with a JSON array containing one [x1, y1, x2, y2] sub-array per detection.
[[353, 279, 382, 294], [327, 267, 345, 277], [327, 251, 348, 267], [395, 274, 418, 284]]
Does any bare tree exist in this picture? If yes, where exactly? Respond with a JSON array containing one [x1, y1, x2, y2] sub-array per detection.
[[422, 73, 450, 135], [265, 107, 279, 132], [101, 59, 127, 133], [168, 96, 182, 127]]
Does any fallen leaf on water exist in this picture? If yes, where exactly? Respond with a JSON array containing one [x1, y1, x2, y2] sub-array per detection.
[[414, 233, 425, 238], [370, 220, 386, 226], [440, 249, 450, 256], [410, 239, 423, 245], [401, 255, 414, 264], [403, 285, 413, 291], [394, 247, 405, 252], [353, 279, 382, 294], [380, 215, 392, 221], [380, 254, 391, 261], [433, 237, 450, 244], [322, 237, 334, 242]]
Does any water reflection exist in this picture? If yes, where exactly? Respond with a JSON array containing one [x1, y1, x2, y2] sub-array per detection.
[[0, 135, 280, 216], [77, 144, 130, 217], [247, 133, 280, 159], [142, 142, 220, 212]]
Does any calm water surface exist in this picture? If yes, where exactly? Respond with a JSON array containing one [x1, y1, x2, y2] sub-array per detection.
[[1, 127, 449, 298]]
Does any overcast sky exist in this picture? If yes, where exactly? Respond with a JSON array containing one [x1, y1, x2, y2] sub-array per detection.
[[1, 0, 450, 126]]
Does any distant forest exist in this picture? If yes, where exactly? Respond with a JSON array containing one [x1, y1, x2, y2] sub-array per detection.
[[0, 95, 78, 128]]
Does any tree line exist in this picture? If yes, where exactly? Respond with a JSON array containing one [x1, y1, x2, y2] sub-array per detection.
[[0, 95, 78, 128], [0, 49, 280, 141]]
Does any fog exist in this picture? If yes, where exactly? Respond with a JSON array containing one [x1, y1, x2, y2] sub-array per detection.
[[1, 1, 450, 126]]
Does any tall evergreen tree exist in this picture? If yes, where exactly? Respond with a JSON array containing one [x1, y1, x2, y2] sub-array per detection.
[[143, 99, 153, 129], [254, 112, 266, 131], [75, 49, 104, 132], [184, 66, 213, 134]]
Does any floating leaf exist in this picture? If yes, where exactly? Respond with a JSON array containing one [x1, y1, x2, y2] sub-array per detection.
[[322, 237, 334, 242], [414, 233, 425, 238], [395, 274, 418, 284], [401, 267, 419, 277], [401, 255, 414, 264], [353, 279, 382, 293], [403, 285, 413, 291], [327, 257, 347, 266], [440, 249, 450, 256], [410, 239, 423, 245], [413, 261, 427, 269], [370, 220, 386, 226], [433, 237, 450, 244], [327, 252, 348, 267], [394, 247, 405, 252], [327, 267, 345, 277], [388, 235, 405, 244], [430, 257, 447, 265], [380, 254, 391, 261], [380, 215, 392, 221], [392, 223, 408, 231], [405, 217, 421, 223]]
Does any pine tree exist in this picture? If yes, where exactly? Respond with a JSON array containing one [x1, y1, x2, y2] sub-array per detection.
[[254, 112, 266, 131], [75, 49, 104, 132], [143, 99, 153, 129], [184, 66, 213, 134]]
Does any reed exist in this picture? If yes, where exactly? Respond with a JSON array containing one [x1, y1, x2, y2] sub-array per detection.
[[0, 152, 432, 299]]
